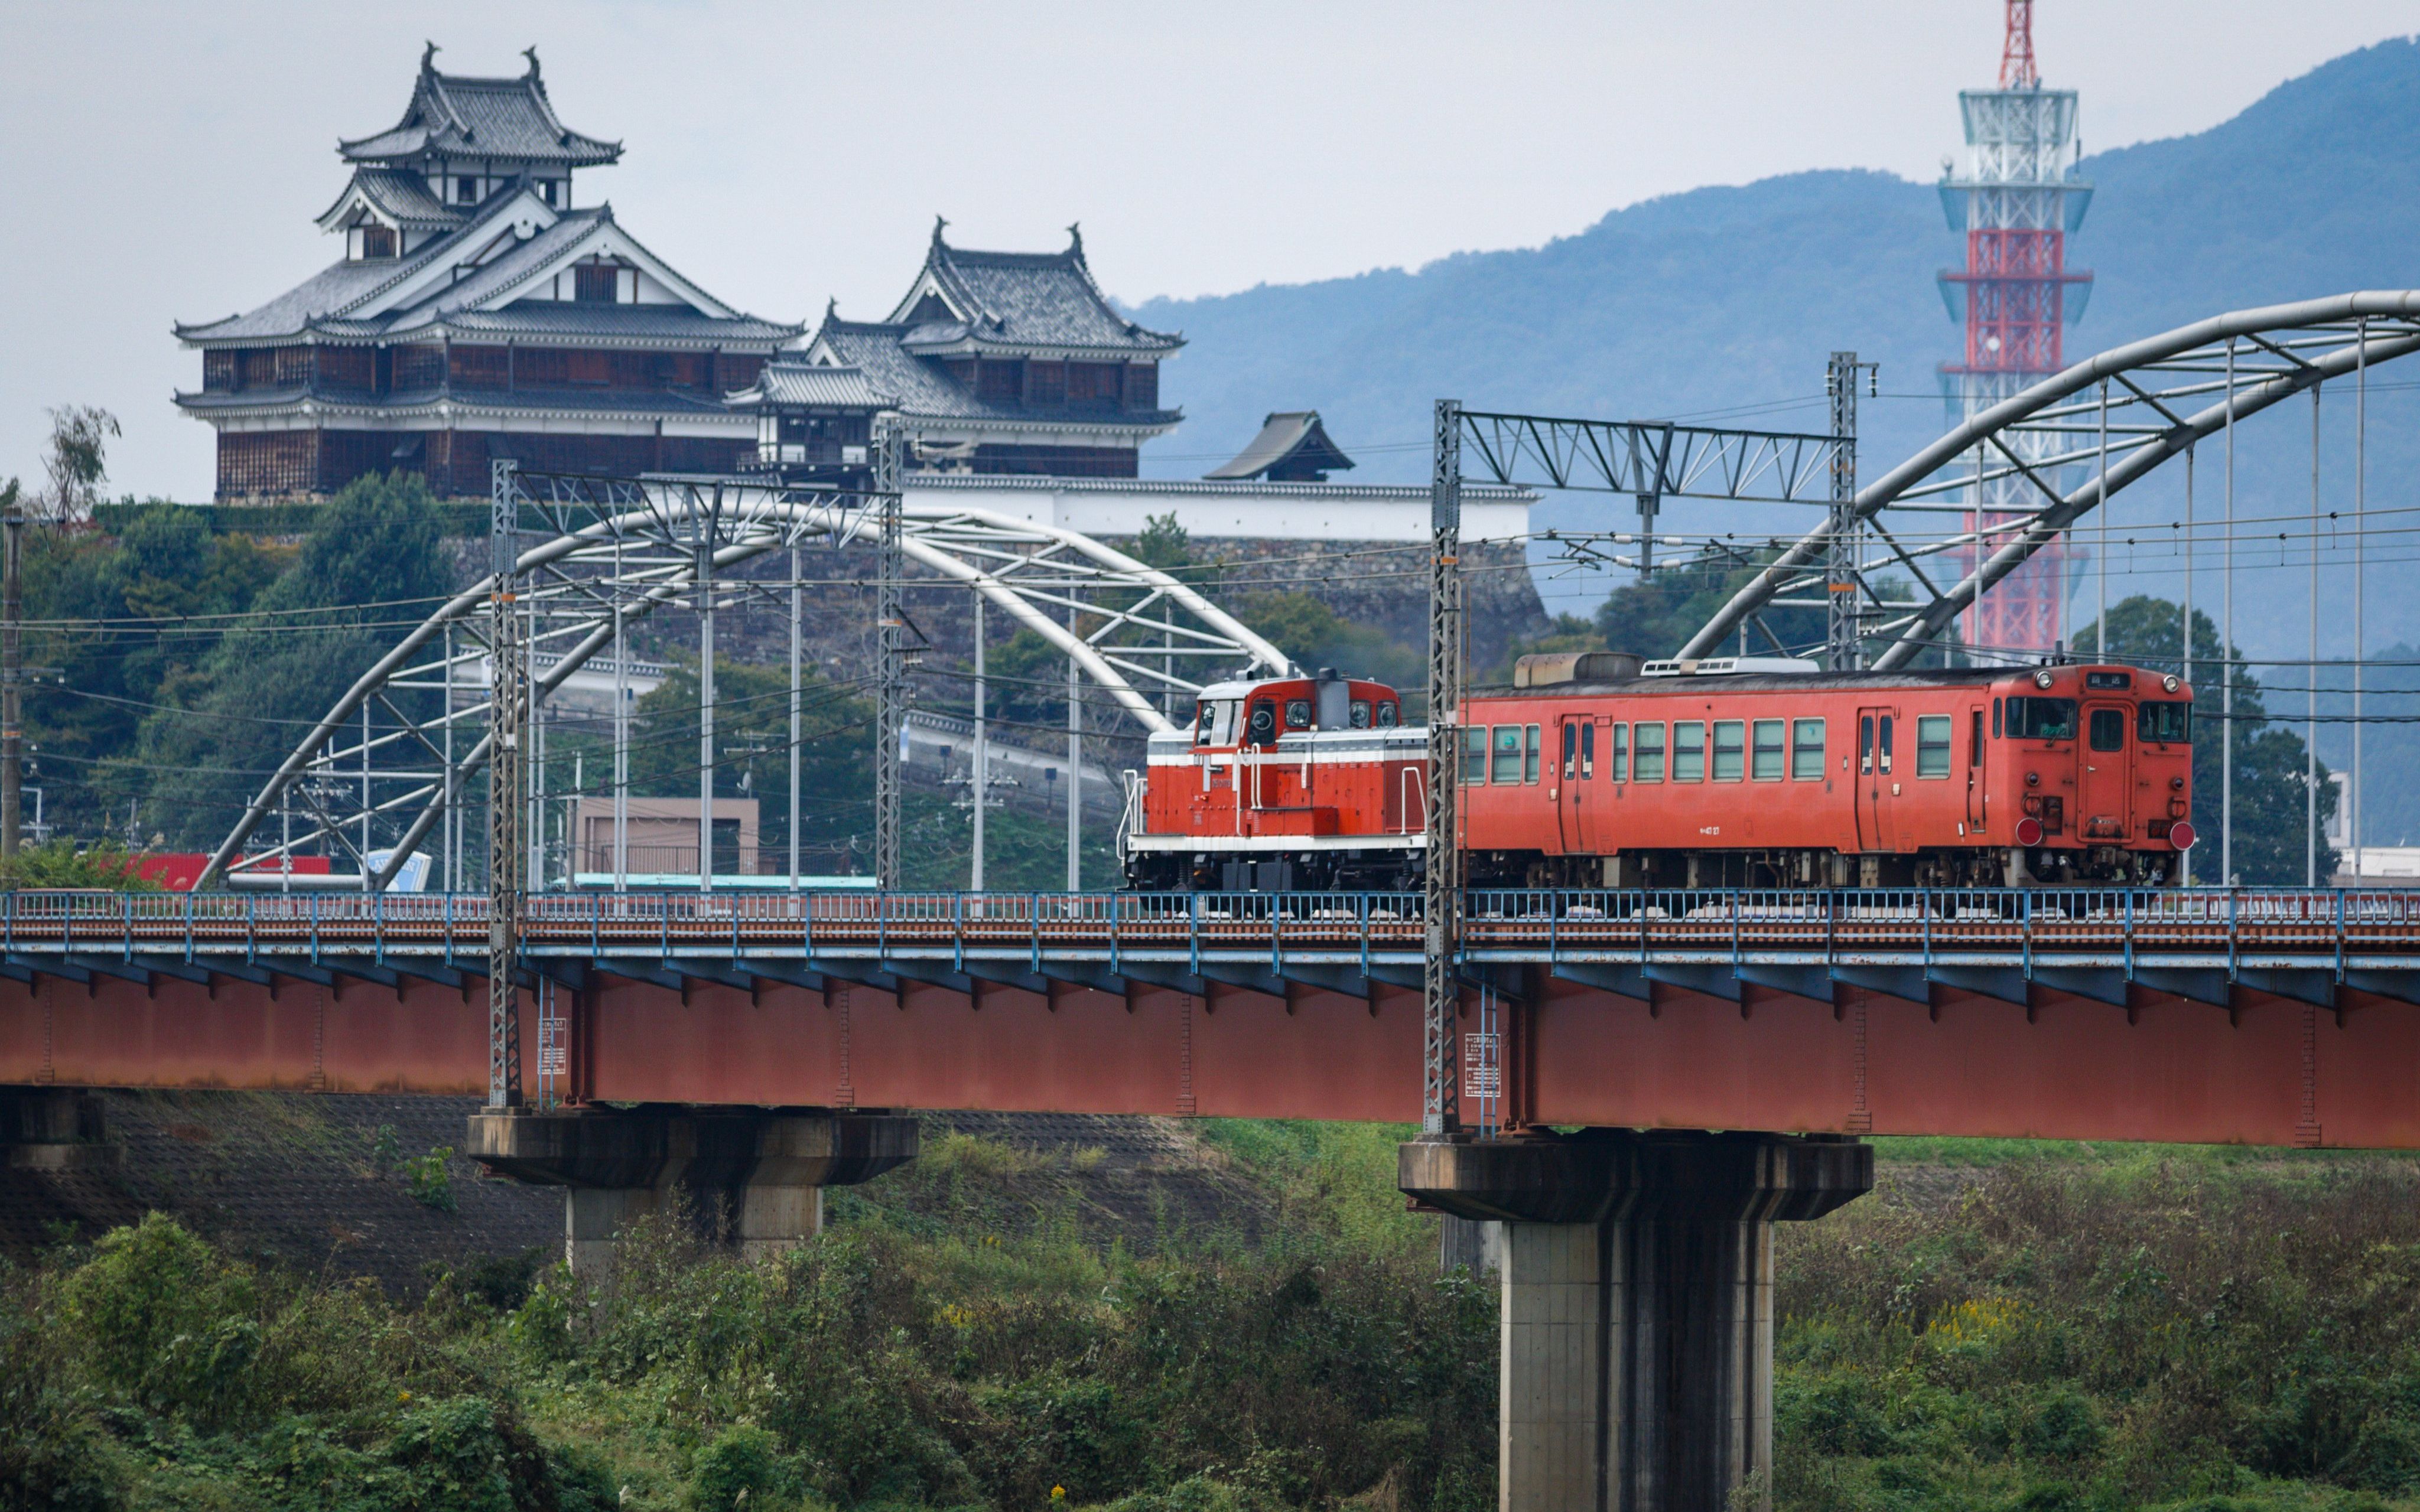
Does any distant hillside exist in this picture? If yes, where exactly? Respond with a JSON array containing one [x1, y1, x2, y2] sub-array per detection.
[[1133, 37, 2420, 660]]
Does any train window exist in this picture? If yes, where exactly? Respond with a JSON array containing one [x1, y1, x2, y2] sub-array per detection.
[[1751, 720, 1784, 780], [1562, 722, 1577, 781], [2138, 700, 2191, 744], [1608, 722, 1628, 782], [1879, 715, 1894, 774], [1462, 726, 1488, 784], [1992, 698, 2002, 739], [1970, 709, 1985, 768], [1376, 700, 1400, 728], [1491, 725, 1523, 784], [1285, 699, 1312, 730], [1917, 715, 1952, 778], [1712, 720, 1745, 781], [1525, 725, 1542, 783], [1792, 719, 1825, 780], [1859, 716, 1872, 776], [1633, 722, 1664, 782], [1195, 703, 1214, 747], [1673, 721, 1705, 782], [2089, 708, 2126, 752], [1198, 700, 1238, 747], [1581, 723, 1595, 780], [1349, 699, 1372, 729], [1248, 700, 1278, 745], [2006, 696, 2077, 741]]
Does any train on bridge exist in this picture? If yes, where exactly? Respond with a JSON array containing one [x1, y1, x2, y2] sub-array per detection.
[[1124, 653, 2196, 892]]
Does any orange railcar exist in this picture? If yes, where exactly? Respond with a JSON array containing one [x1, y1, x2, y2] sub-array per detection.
[[1121, 656, 2195, 890]]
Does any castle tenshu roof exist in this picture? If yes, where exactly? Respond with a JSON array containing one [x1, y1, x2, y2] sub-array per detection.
[[339, 45, 621, 168], [886, 221, 1182, 357]]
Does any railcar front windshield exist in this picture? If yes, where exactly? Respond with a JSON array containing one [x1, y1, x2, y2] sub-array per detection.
[[1194, 699, 1241, 747], [2006, 696, 2079, 741]]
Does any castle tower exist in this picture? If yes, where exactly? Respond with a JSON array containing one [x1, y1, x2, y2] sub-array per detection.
[[1938, 1, 2094, 656]]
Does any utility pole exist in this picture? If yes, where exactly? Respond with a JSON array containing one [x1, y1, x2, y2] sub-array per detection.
[[486, 460, 525, 1112], [2, 498, 22, 860], [1422, 399, 1464, 1138], [1824, 352, 1878, 672], [873, 421, 905, 890]]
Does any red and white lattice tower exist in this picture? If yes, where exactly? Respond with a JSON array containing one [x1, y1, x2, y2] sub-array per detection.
[[1940, 0, 2093, 657]]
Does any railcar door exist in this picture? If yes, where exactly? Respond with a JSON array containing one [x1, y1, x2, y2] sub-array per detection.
[[1965, 703, 1988, 830], [1554, 715, 1593, 854], [2081, 701, 2131, 840], [1856, 706, 1898, 853]]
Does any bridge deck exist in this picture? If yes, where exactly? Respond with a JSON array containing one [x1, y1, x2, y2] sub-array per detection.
[[5, 888, 2418, 1150]]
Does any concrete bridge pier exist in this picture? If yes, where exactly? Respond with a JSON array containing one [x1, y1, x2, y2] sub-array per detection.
[[1401, 1130, 1871, 1512], [0, 1086, 117, 1171], [467, 1106, 919, 1275]]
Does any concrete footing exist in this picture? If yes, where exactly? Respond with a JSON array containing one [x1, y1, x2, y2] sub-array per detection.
[[0, 1087, 118, 1171], [1401, 1130, 1872, 1512], [467, 1106, 919, 1275]]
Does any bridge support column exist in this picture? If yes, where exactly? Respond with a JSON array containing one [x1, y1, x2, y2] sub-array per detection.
[[1401, 1130, 1870, 1512], [466, 1107, 918, 1277]]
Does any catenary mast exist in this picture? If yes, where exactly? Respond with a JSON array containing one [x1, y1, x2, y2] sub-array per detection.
[[1941, 1, 2094, 659]]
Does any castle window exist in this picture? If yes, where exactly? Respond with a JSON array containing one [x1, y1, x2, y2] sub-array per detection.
[[359, 225, 396, 260], [574, 265, 619, 303], [539, 180, 558, 206], [456, 176, 480, 204]]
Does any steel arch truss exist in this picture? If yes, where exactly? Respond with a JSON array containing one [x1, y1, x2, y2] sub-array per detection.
[[206, 472, 1287, 888], [1676, 292, 2420, 669]]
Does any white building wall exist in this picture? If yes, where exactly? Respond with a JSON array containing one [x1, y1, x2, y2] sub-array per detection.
[[905, 475, 1532, 545]]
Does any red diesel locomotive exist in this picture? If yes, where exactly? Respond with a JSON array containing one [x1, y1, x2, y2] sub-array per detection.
[[1120, 653, 2196, 890]]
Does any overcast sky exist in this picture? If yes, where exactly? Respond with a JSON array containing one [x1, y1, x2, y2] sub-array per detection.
[[5, 0, 2416, 500]]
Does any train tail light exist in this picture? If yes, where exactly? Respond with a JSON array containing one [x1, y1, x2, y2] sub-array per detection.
[[2169, 820, 2197, 852], [2014, 817, 2045, 846]]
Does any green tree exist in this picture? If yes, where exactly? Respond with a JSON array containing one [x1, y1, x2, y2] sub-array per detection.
[[1588, 546, 1948, 667], [129, 472, 448, 848], [1235, 591, 1423, 694], [2073, 595, 2335, 885]]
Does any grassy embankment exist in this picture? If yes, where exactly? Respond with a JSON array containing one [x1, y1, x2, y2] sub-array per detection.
[[8, 1123, 2420, 1511]]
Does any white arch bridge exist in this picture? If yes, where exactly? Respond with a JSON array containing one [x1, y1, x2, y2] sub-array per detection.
[[206, 479, 1287, 889]]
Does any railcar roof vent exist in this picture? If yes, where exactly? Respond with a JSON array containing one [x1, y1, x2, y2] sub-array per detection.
[[1639, 656, 1823, 677], [1514, 651, 1644, 687]]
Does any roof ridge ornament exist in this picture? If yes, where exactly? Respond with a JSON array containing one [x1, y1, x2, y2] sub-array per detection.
[[1066, 221, 1084, 260], [931, 214, 949, 249], [421, 40, 438, 74], [522, 45, 541, 82]]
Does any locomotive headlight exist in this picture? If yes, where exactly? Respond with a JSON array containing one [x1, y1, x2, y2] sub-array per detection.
[[2034, 670, 2055, 689], [2162, 673, 2181, 693]]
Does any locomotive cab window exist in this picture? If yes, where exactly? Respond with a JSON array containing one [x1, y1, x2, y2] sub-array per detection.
[[1284, 699, 1312, 731], [1791, 718, 1825, 780], [1349, 699, 1371, 729], [2006, 696, 2077, 742], [2089, 708, 2126, 753], [1462, 727, 1487, 784], [1712, 721, 1745, 781], [1491, 726, 1522, 785], [1608, 722, 1628, 782], [1916, 715, 1952, 778], [1632, 722, 1664, 783], [1196, 699, 1238, 747], [1751, 719, 1784, 780], [1673, 721, 1705, 783], [2138, 700, 2191, 744]]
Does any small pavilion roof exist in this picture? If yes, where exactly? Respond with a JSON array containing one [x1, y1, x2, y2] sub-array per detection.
[[727, 360, 896, 412], [885, 221, 1182, 358], [1204, 411, 1356, 481]]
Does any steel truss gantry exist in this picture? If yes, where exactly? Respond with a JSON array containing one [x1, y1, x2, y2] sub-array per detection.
[[1424, 402, 1851, 1136], [203, 469, 1287, 891], [1679, 292, 2420, 669]]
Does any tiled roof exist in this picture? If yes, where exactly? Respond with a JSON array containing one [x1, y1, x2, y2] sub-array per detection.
[[889, 226, 1182, 356], [727, 361, 895, 410], [317, 168, 463, 232], [1204, 411, 1356, 480], [175, 382, 745, 419], [811, 319, 1178, 432], [339, 47, 620, 168], [176, 195, 798, 349]]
